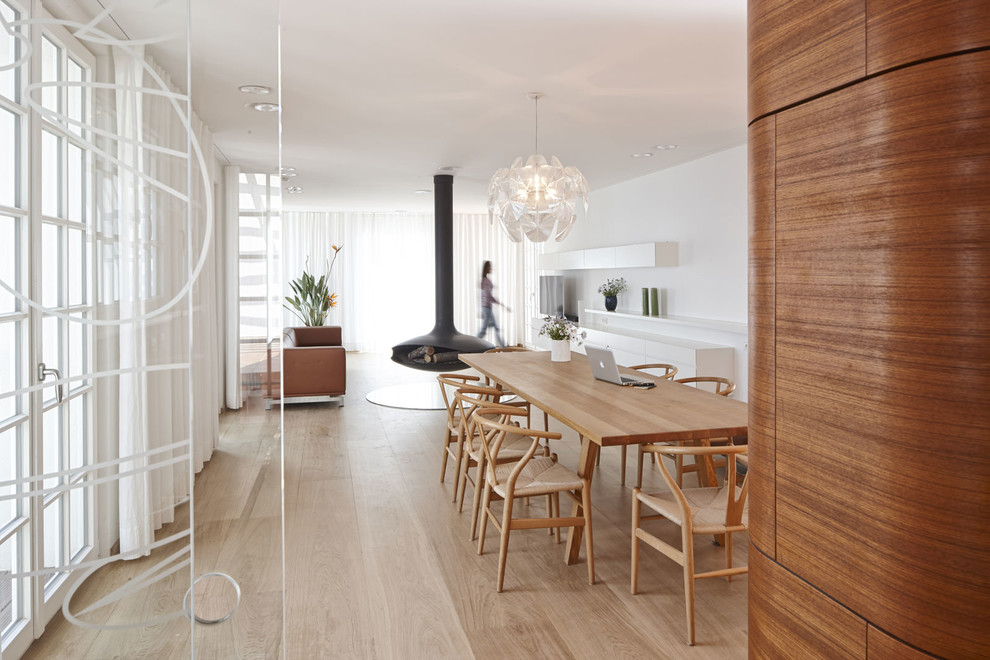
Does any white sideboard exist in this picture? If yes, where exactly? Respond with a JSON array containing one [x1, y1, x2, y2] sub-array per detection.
[[531, 309, 744, 383]]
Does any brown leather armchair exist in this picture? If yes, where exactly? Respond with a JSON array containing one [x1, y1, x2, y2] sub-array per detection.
[[280, 326, 346, 404]]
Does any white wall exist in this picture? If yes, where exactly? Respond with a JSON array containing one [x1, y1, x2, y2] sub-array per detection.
[[544, 144, 750, 399]]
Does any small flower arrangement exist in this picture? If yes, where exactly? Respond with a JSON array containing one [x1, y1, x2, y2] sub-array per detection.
[[597, 277, 628, 297], [540, 315, 587, 344]]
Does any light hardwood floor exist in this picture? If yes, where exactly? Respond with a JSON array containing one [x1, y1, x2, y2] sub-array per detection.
[[24, 352, 748, 659]]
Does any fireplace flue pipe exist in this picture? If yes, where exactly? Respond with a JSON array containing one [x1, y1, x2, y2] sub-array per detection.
[[390, 174, 494, 370]]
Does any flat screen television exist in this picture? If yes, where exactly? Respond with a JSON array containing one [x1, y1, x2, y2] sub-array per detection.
[[539, 275, 564, 317]]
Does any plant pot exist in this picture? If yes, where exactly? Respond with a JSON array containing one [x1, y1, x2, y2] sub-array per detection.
[[550, 339, 571, 362], [604, 295, 617, 312]]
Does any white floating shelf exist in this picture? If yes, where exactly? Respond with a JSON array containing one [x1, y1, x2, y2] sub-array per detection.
[[539, 241, 678, 270]]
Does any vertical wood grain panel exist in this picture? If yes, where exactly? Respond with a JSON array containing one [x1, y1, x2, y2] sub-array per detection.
[[748, 0, 865, 121], [867, 626, 937, 660], [867, 0, 990, 74], [749, 549, 866, 659], [747, 116, 776, 556], [773, 51, 990, 659]]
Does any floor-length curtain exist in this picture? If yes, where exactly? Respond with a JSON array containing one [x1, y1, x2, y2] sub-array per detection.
[[452, 214, 538, 346], [282, 211, 539, 352], [109, 46, 219, 554]]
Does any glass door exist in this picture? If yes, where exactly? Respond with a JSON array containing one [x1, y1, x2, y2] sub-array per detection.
[[1, 4, 96, 657], [0, 1, 30, 653], [33, 22, 97, 629]]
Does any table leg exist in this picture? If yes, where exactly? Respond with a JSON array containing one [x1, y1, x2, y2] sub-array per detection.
[[564, 435, 599, 565], [698, 438, 719, 488]]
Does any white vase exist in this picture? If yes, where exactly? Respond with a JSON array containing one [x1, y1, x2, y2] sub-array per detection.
[[550, 339, 571, 362]]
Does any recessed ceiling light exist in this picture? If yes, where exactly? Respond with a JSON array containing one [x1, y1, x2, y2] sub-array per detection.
[[281, 166, 296, 173], [239, 84, 271, 95], [414, 189, 431, 194], [281, 171, 297, 178], [631, 152, 654, 158], [437, 165, 461, 172], [247, 102, 279, 112], [286, 186, 303, 194], [655, 144, 678, 150]]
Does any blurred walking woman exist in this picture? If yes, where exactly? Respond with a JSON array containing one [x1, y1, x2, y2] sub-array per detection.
[[477, 260, 508, 347]]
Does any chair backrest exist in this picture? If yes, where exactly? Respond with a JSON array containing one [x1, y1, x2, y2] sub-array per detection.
[[654, 445, 750, 530], [474, 411, 561, 490], [675, 376, 735, 397], [453, 386, 517, 453], [629, 363, 679, 380], [437, 373, 481, 426]]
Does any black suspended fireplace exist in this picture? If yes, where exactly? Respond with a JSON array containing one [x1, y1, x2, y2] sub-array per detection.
[[391, 174, 494, 371]]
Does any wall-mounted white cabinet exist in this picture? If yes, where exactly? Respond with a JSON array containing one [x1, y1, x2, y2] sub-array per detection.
[[539, 241, 678, 270]]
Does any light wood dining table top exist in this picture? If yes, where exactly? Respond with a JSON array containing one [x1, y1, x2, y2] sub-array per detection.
[[462, 349, 748, 565], [461, 350, 748, 447]]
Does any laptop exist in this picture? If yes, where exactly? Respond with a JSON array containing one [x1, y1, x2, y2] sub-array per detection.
[[585, 345, 654, 387]]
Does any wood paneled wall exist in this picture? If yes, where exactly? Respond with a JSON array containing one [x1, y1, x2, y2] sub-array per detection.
[[748, 2, 989, 658]]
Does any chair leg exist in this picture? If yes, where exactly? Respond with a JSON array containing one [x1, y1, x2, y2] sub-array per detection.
[[553, 492, 561, 543], [496, 496, 514, 592], [456, 455, 474, 512], [451, 434, 466, 502], [477, 482, 492, 555], [725, 531, 734, 581], [581, 481, 595, 585], [620, 445, 627, 486], [440, 429, 452, 482], [470, 457, 486, 540], [454, 452, 466, 508], [683, 526, 696, 646], [545, 494, 554, 536], [631, 488, 641, 594]]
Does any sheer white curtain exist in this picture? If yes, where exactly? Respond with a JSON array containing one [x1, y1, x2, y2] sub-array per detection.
[[108, 46, 220, 554], [452, 214, 539, 347], [282, 211, 540, 352]]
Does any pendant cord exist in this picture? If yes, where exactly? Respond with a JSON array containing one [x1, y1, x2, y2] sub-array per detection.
[[534, 96, 539, 154]]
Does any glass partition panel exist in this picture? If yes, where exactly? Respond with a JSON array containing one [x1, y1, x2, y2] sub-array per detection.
[[0, 1, 283, 658]]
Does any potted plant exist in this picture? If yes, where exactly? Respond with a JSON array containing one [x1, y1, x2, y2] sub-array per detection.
[[539, 315, 587, 362], [598, 277, 627, 312], [284, 244, 343, 326]]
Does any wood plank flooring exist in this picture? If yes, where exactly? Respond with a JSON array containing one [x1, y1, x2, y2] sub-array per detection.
[[23, 352, 748, 658]]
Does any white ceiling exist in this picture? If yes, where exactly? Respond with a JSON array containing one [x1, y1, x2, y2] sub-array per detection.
[[99, 0, 748, 215]]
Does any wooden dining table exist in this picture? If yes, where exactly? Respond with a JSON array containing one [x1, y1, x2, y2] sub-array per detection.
[[460, 349, 748, 564]]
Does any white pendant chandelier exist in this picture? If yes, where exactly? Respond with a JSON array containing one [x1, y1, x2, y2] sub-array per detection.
[[488, 92, 589, 243]]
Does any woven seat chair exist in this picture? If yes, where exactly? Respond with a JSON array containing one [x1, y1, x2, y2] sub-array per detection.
[[475, 409, 595, 592], [636, 375, 735, 489], [631, 444, 749, 646], [436, 373, 480, 487], [453, 387, 549, 540]]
